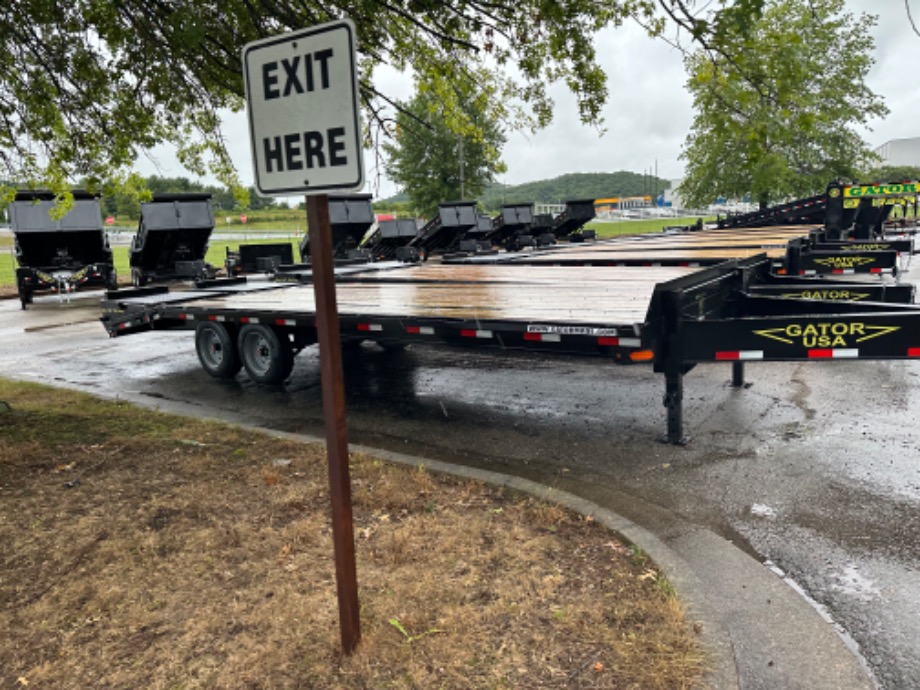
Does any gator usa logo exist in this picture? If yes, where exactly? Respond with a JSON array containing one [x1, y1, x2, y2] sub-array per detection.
[[754, 322, 899, 348], [812, 255, 877, 269]]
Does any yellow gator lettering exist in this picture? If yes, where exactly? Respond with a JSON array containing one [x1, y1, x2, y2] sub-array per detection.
[[812, 256, 875, 269], [754, 323, 899, 348], [842, 244, 889, 252], [780, 290, 870, 301], [844, 183, 920, 197]]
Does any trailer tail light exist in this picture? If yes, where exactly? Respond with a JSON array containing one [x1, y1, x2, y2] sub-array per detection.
[[629, 350, 655, 362]]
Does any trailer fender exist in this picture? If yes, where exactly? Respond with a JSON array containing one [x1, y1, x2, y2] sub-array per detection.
[[195, 322, 242, 379], [238, 324, 295, 385]]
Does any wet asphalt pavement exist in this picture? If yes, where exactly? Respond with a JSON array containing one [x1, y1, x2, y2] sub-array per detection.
[[2, 272, 920, 688]]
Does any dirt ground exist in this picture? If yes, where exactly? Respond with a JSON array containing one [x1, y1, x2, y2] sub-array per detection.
[[0, 379, 705, 689]]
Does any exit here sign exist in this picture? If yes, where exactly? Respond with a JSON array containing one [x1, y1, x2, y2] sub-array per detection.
[[242, 20, 364, 197]]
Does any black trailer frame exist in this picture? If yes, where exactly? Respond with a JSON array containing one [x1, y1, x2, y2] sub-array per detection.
[[100, 253, 920, 445], [129, 193, 218, 286], [9, 190, 116, 309]]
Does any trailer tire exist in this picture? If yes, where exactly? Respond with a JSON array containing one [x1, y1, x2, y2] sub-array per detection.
[[195, 322, 242, 379], [238, 324, 294, 385]]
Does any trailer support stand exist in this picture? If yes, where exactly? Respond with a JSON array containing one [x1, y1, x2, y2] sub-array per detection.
[[662, 371, 689, 445], [732, 361, 745, 388]]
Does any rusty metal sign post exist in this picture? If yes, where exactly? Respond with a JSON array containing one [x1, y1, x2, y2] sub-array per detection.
[[242, 18, 364, 654], [308, 194, 360, 653]]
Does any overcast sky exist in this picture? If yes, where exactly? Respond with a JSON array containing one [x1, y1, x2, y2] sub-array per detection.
[[137, 1, 919, 198]]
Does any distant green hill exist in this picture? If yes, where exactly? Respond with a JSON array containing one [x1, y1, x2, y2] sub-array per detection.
[[378, 171, 670, 212]]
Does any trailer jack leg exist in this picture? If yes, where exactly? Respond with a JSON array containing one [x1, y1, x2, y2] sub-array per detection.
[[732, 361, 745, 388], [662, 371, 689, 445]]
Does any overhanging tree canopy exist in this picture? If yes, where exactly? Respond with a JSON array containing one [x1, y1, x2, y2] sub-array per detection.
[[677, 0, 888, 209], [1, 1, 768, 205]]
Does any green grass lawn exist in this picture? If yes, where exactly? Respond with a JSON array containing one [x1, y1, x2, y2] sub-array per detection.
[[587, 216, 707, 239]]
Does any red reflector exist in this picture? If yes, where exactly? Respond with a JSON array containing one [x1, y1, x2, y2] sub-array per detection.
[[240, 317, 251, 323], [357, 323, 371, 331], [524, 332, 542, 341], [179, 313, 188, 320], [598, 337, 620, 346], [208, 315, 219, 321], [715, 351, 739, 361], [870, 268, 883, 274], [808, 349, 834, 359], [909, 348, 920, 358], [406, 326, 421, 334], [832, 269, 844, 274], [460, 329, 476, 338]]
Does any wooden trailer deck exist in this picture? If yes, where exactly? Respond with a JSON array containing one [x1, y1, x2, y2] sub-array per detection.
[[185, 264, 699, 325]]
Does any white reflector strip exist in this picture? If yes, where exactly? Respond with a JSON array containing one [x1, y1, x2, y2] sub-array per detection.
[[831, 348, 859, 358], [541, 333, 561, 342], [619, 338, 641, 347]]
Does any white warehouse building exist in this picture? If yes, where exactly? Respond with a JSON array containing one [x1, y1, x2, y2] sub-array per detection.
[[874, 137, 920, 167]]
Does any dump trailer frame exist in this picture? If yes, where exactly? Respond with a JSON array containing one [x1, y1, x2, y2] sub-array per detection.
[[298, 193, 375, 262], [129, 193, 218, 286], [9, 190, 116, 309]]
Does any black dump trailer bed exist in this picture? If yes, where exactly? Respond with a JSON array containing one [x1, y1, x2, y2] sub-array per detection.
[[129, 194, 218, 286], [486, 202, 535, 250], [298, 194, 375, 262], [407, 201, 480, 257], [9, 190, 116, 308], [551, 198, 597, 242], [363, 219, 421, 261], [100, 254, 920, 444]]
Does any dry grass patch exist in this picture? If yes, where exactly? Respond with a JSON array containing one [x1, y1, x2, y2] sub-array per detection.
[[0, 379, 706, 689]]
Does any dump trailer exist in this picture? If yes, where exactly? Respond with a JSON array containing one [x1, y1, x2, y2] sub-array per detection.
[[9, 190, 116, 309], [407, 201, 479, 257], [298, 193, 375, 262], [129, 194, 218, 286], [99, 249, 920, 444], [225, 243, 295, 276], [551, 199, 597, 241], [363, 219, 420, 261], [486, 203, 535, 250]]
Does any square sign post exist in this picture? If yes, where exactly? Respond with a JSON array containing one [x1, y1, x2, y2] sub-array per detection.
[[243, 19, 364, 655]]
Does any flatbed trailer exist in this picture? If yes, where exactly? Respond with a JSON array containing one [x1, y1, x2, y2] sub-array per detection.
[[100, 255, 920, 444]]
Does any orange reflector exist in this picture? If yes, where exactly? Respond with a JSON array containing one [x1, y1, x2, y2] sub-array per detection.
[[629, 350, 655, 362]]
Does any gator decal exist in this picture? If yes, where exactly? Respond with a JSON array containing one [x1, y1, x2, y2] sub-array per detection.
[[779, 290, 871, 301], [844, 183, 920, 197], [754, 323, 900, 348], [812, 256, 877, 269]]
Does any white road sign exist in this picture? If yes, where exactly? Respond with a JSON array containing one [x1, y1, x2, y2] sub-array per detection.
[[242, 20, 364, 196]]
